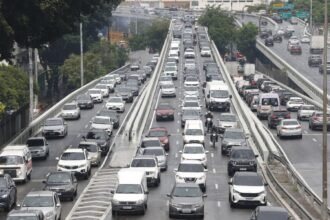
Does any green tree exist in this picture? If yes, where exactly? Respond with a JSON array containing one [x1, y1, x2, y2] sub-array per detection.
[[0, 66, 29, 110], [145, 19, 170, 52], [128, 34, 147, 51], [198, 6, 236, 55], [236, 22, 258, 62]]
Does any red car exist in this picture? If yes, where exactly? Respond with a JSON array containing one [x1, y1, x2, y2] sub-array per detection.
[[147, 127, 170, 151], [290, 45, 302, 55], [156, 103, 175, 121]]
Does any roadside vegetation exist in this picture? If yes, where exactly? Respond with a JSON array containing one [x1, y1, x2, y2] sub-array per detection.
[[198, 6, 258, 62]]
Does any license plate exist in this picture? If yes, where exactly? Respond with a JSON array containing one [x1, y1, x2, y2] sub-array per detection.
[[163, 115, 168, 118], [122, 206, 132, 210], [182, 209, 192, 214], [57, 193, 62, 196], [239, 168, 247, 171]]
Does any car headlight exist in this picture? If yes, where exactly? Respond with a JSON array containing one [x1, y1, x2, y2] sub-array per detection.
[[136, 199, 144, 204], [170, 201, 182, 208], [249, 161, 256, 166], [16, 170, 22, 175], [46, 211, 55, 218], [112, 198, 120, 205], [200, 156, 206, 161], [65, 186, 74, 191], [231, 161, 237, 165], [233, 189, 240, 195], [1, 194, 8, 198], [197, 175, 205, 180], [176, 175, 184, 180], [78, 164, 86, 168]]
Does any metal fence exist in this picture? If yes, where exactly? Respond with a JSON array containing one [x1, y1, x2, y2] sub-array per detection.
[[0, 104, 29, 147]]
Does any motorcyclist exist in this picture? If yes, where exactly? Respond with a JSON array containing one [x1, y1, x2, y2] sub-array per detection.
[[210, 127, 219, 148], [205, 111, 213, 132]]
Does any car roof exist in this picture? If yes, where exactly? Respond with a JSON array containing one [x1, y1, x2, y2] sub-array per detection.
[[26, 190, 56, 197], [64, 148, 85, 153], [142, 147, 164, 151], [175, 182, 200, 188], [180, 160, 203, 165], [184, 143, 204, 148], [234, 171, 259, 177], [224, 128, 243, 132], [133, 155, 157, 160]]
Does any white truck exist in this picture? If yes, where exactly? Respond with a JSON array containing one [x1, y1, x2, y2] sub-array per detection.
[[243, 63, 255, 79], [310, 36, 324, 54], [204, 81, 231, 111]]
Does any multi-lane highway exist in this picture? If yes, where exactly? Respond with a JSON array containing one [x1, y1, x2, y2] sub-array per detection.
[[238, 15, 330, 96]]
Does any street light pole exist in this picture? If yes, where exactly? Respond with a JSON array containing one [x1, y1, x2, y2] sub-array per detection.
[[321, 0, 328, 218], [80, 22, 84, 87], [310, 0, 313, 32]]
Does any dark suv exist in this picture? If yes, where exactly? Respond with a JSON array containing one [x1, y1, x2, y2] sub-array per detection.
[[0, 174, 17, 211], [221, 128, 248, 156], [268, 109, 291, 128], [264, 37, 274, 46], [227, 147, 258, 176], [308, 55, 322, 67]]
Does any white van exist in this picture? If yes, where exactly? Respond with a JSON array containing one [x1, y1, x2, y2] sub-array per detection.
[[111, 169, 148, 215], [0, 145, 32, 183], [257, 93, 280, 119], [170, 43, 180, 56], [204, 81, 231, 111], [183, 120, 205, 145]]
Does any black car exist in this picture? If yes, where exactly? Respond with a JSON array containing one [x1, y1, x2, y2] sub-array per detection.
[[0, 174, 16, 211], [227, 147, 258, 176], [273, 34, 282, 43], [283, 30, 292, 39], [280, 92, 295, 105], [251, 206, 289, 220], [259, 30, 271, 39], [126, 80, 140, 96], [43, 171, 78, 201], [308, 55, 322, 67], [319, 61, 330, 74], [268, 109, 291, 128], [97, 109, 120, 129], [264, 37, 273, 46], [115, 86, 134, 103], [83, 129, 111, 155], [271, 15, 283, 23], [76, 94, 94, 109], [167, 183, 206, 218]]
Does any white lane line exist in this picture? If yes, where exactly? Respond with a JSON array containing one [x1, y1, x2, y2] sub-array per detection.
[[215, 184, 218, 190], [312, 138, 317, 142], [217, 201, 221, 207], [166, 200, 169, 206], [176, 140, 179, 145], [268, 202, 272, 206], [211, 153, 214, 158], [177, 120, 180, 124], [84, 124, 88, 128], [303, 130, 308, 134], [175, 153, 178, 158], [77, 134, 81, 138], [177, 128, 180, 133], [212, 168, 216, 173], [148, 90, 161, 130]]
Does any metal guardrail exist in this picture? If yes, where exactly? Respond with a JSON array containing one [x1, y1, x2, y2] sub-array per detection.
[[8, 64, 130, 146], [236, 14, 330, 106]]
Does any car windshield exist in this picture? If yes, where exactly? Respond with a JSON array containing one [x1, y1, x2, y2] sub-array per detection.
[[142, 140, 160, 147], [178, 163, 204, 172], [7, 217, 39, 220], [79, 144, 98, 152], [77, 94, 90, 101], [185, 87, 198, 92], [211, 90, 229, 98], [61, 152, 85, 160], [173, 186, 202, 197], [26, 139, 44, 147], [158, 104, 172, 110], [45, 119, 62, 126], [185, 60, 195, 64], [116, 87, 130, 93], [0, 156, 23, 165], [148, 130, 166, 137], [231, 149, 254, 159], [22, 196, 54, 207], [183, 146, 204, 154], [185, 129, 203, 135], [116, 184, 142, 194], [0, 178, 7, 188], [47, 173, 71, 184], [160, 76, 172, 81], [131, 159, 156, 167], [109, 98, 122, 103], [233, 175, 263, 186], [219, 114, 236, 122], [282, 121, 299, 126], [257, 211, 289, 220], [302, 106, 315, 110], [63, 104, 77, 110], [143, 149, 163, 156], [165, 67, 176, 71], [224, 131, 245, 139], [89, 90, 101, 94], [261, 98, 279, 106], [96, 85, 107, 89], [184, 102, 199, 107], [183, 110, 200, 116], [185, 77, 198, 82], [162, 84, 175, 89], [93, 117, 110, 124], [86, 131, 106, 140]]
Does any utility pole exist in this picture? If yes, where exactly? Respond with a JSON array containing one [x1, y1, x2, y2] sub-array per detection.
[[34, 48, 38, 112], [310, 0, 313, 32], [321, 0, 328, 218], [28, 48, 33, 123], [80, 22, 84, 87]]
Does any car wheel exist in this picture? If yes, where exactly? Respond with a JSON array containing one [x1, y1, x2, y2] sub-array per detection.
[[70, 194, 74, 201], [112, 210, 116, 216], [169, 212, 175, 218], [227, 169, 234, 177], [298, 135, 303, 139]]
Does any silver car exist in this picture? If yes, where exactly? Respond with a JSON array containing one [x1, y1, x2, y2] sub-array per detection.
[[42, 118, 68, 138], [61, 102, 80, 120], [26, 137, 49, 159], [140, 147, 168, 171], [90, 116, 113, 136], [297, 104, 315, 120], [78, 142, 102, 166], [161, 83, 176, 97], [19, 191, 62, 220], [215, 113, 238, 133], [277, 119, 302, 139]]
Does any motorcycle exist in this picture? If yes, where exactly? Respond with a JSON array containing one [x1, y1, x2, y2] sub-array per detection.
[[210, 131, 218, 148], [205, 117, 213, 132]]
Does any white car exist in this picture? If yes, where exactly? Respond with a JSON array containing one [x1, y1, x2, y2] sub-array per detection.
[[20, 191, 62, 220], [300, 35, 310, 43], [163, 66, 178, 80], [159, 76, 173, 87], [181, 100, 202, 111], [161, 83, 176, 97], [112, 74, 122, 84], [57, 148, 91, 179], [184, 86, 200, 97], [286, 97, 304, 111], [184, 95, 199, 102], [286, 25, 295, 33], [184, 59, 196, 69], [277, 119, 302, 139], [297, 104, 315, 120], [228, 172, 267, 207], [106, 96, 125, 112], [180, 143, 208, 167], [276, 28, 285, 35], [130, 155, 161, 186], [288, 36, 299, 44], [90, 116, 113, 135], [184, 48, 195, 59], [175, 160, 207, 192], [184, 76, 199, 87], [88, 89, 103, 103], [216, 113, 238, 133], [61, 102, 80, 120], [200, 47, 211, 57], [95, 84, 110, 97], [99, 79, 115, 92], [168, 51, 179, 63], [165, 62, 177, 70]]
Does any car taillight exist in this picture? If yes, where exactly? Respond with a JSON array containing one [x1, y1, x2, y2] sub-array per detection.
[[286, 114, 291, 118], [312, 116, 319, 121], [271, 115, 277, 119]]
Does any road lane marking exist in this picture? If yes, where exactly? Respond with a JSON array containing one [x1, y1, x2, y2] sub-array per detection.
[[212, 168, 216, 173], [217, 201, 221, 207], [211, 153, 214, 158], [312, 138, 317, 142], [149, 90, 161, 130], [77, 134, 81, 138], [303, 130, 308, 134], [84, 124, 88, 128], [176, 140, 179, 145], [177, 128, 180, 133], [215, 184, 218, 190], [175, 153, 178, 158]]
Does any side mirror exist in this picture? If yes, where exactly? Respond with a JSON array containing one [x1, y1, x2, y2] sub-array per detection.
[[145, 191, 149, 194], [207, 94, 210, 98], [110, 190, 115, 194], [55, 157, 60, 161], [174, 168, 178, 172], [202, 194, 207, 198], [42, 180, 46, 184], [166, 193, 171, 197], [179, 150, 182, 154], [56, 203, 61, 207], [229, 95, 232, 99], [228, 181, 232, 185], [255, 155, 259, 158], [205, 151, 209, 154], [16, 203, 21, 208], [264, 183, 269, 186]]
